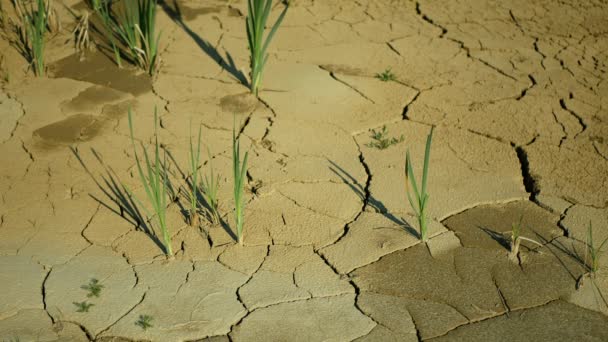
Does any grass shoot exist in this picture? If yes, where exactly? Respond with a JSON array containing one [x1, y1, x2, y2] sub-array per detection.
[[136, 314, 153, 330], [187, 123, 203, 227], [128, 108, 173, 257], [73, 301, 94, 313], [376, 68, 396, 82], [246, 0, 289, 95], [506, 215, 542, 262], [202, 147, 220, 224], [233, 118, 249, 245], [585, 221, 608, 274], [365, 125, 404, 150], [81, 278, 103, 298], [405, 127, 433, 242]]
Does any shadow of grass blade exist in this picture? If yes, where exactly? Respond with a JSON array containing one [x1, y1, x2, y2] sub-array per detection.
[[128, 107, 173, 257]]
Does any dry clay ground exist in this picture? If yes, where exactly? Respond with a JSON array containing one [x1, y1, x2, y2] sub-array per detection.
[[1, 0, 608, 341]]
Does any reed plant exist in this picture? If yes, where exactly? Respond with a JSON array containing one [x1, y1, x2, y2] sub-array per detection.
[[232, 119, 249, 245], [14, 0, 48, 76], [585, 222, 608, 274], [187, 123, 202, 226], [202, 147, 220, 224], [90, 0, 161, 75], [127, 108, 173, 257], [405, 127, 433, 242], [246, 0, 288, 95]]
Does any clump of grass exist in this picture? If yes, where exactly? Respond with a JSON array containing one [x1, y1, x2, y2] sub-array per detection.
[[365, 125, 404, 150], [81, 278, 103, 298], [128, 108, 173, 257], [376, 68, 396, 82], [136, 314, 153, 330], [73, 301, 94, 313], [405, 127, 433, 242], [202, 147, 220, 224], [232, 119, 249, 245], [506, 215, 542, 262], [13, 0, 49, 76], [90, 0, 161, 75], [187, 123, 203, 227], [246, 0, 289, 95], [585, 221, 608, 274]]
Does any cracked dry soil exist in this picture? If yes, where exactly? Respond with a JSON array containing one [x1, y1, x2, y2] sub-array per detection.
[[1, 0, 608, 341]]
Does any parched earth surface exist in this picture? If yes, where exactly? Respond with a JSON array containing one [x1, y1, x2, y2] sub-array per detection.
[[1, 0, 608, 341]]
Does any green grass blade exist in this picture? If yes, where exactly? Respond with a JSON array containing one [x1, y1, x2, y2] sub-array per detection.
[[420, 127, 434, 196]]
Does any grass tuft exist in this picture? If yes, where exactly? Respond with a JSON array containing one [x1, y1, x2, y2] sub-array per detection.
[[127, 107, 173, 257], [405, 127, 433, 242], [585, 221, 608, 274], [506, 215, 542, 262], [13, 0, 49, 76], [365, 125, 404, 150], [81, 278, 103, 298], [73, 301, 94, 313], [376, 68, 396, 82], [135, 314, 153, 330], [232, 117, 249, 245], [89, 0, 161, 75], [246, 0, 289, 95]]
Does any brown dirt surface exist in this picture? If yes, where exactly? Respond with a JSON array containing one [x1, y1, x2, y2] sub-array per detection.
[[0, 0, 607, 341]]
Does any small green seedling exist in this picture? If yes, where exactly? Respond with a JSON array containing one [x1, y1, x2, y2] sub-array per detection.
[[202, 147, 220, 224], [405, 127, 433, 242], [73, 301, 94, 313], [233, 118, 249, 245], [81, 278, 103, 298], [128, 108, 173, 257], [376, 68, 396, 82], [365, 125, 404, 150], [136, 314, 153, 330], [506, 215, 542, 262], [246, 0, 289, 95], [585, 222, 608, 274], [187, 123, 203, 227]]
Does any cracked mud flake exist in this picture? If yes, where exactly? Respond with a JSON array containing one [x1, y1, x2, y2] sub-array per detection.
[[218, 245, 267, 276], [0, 256, 46, 319], [524, 140, 608, 207], [17, 230, 90, 266], [358, 121, 527, 220], [320, 212, 448, 274], [276, 181, 363, 221], [428, 301, 608, 341], [239, 245, 352, 310], [0, 309, 89, 341], [354, 292, 420, 342], [241, 191, 347, 248], [442, 200, 563, 251], [260, 62, 407, 131], [351, 244, 506, 339], [0, 90, 24, 144], [101, 261, 248, 341], [560, 204, 608, 244], [45, 246, 145, 336], [230, 294, 375, 341]]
